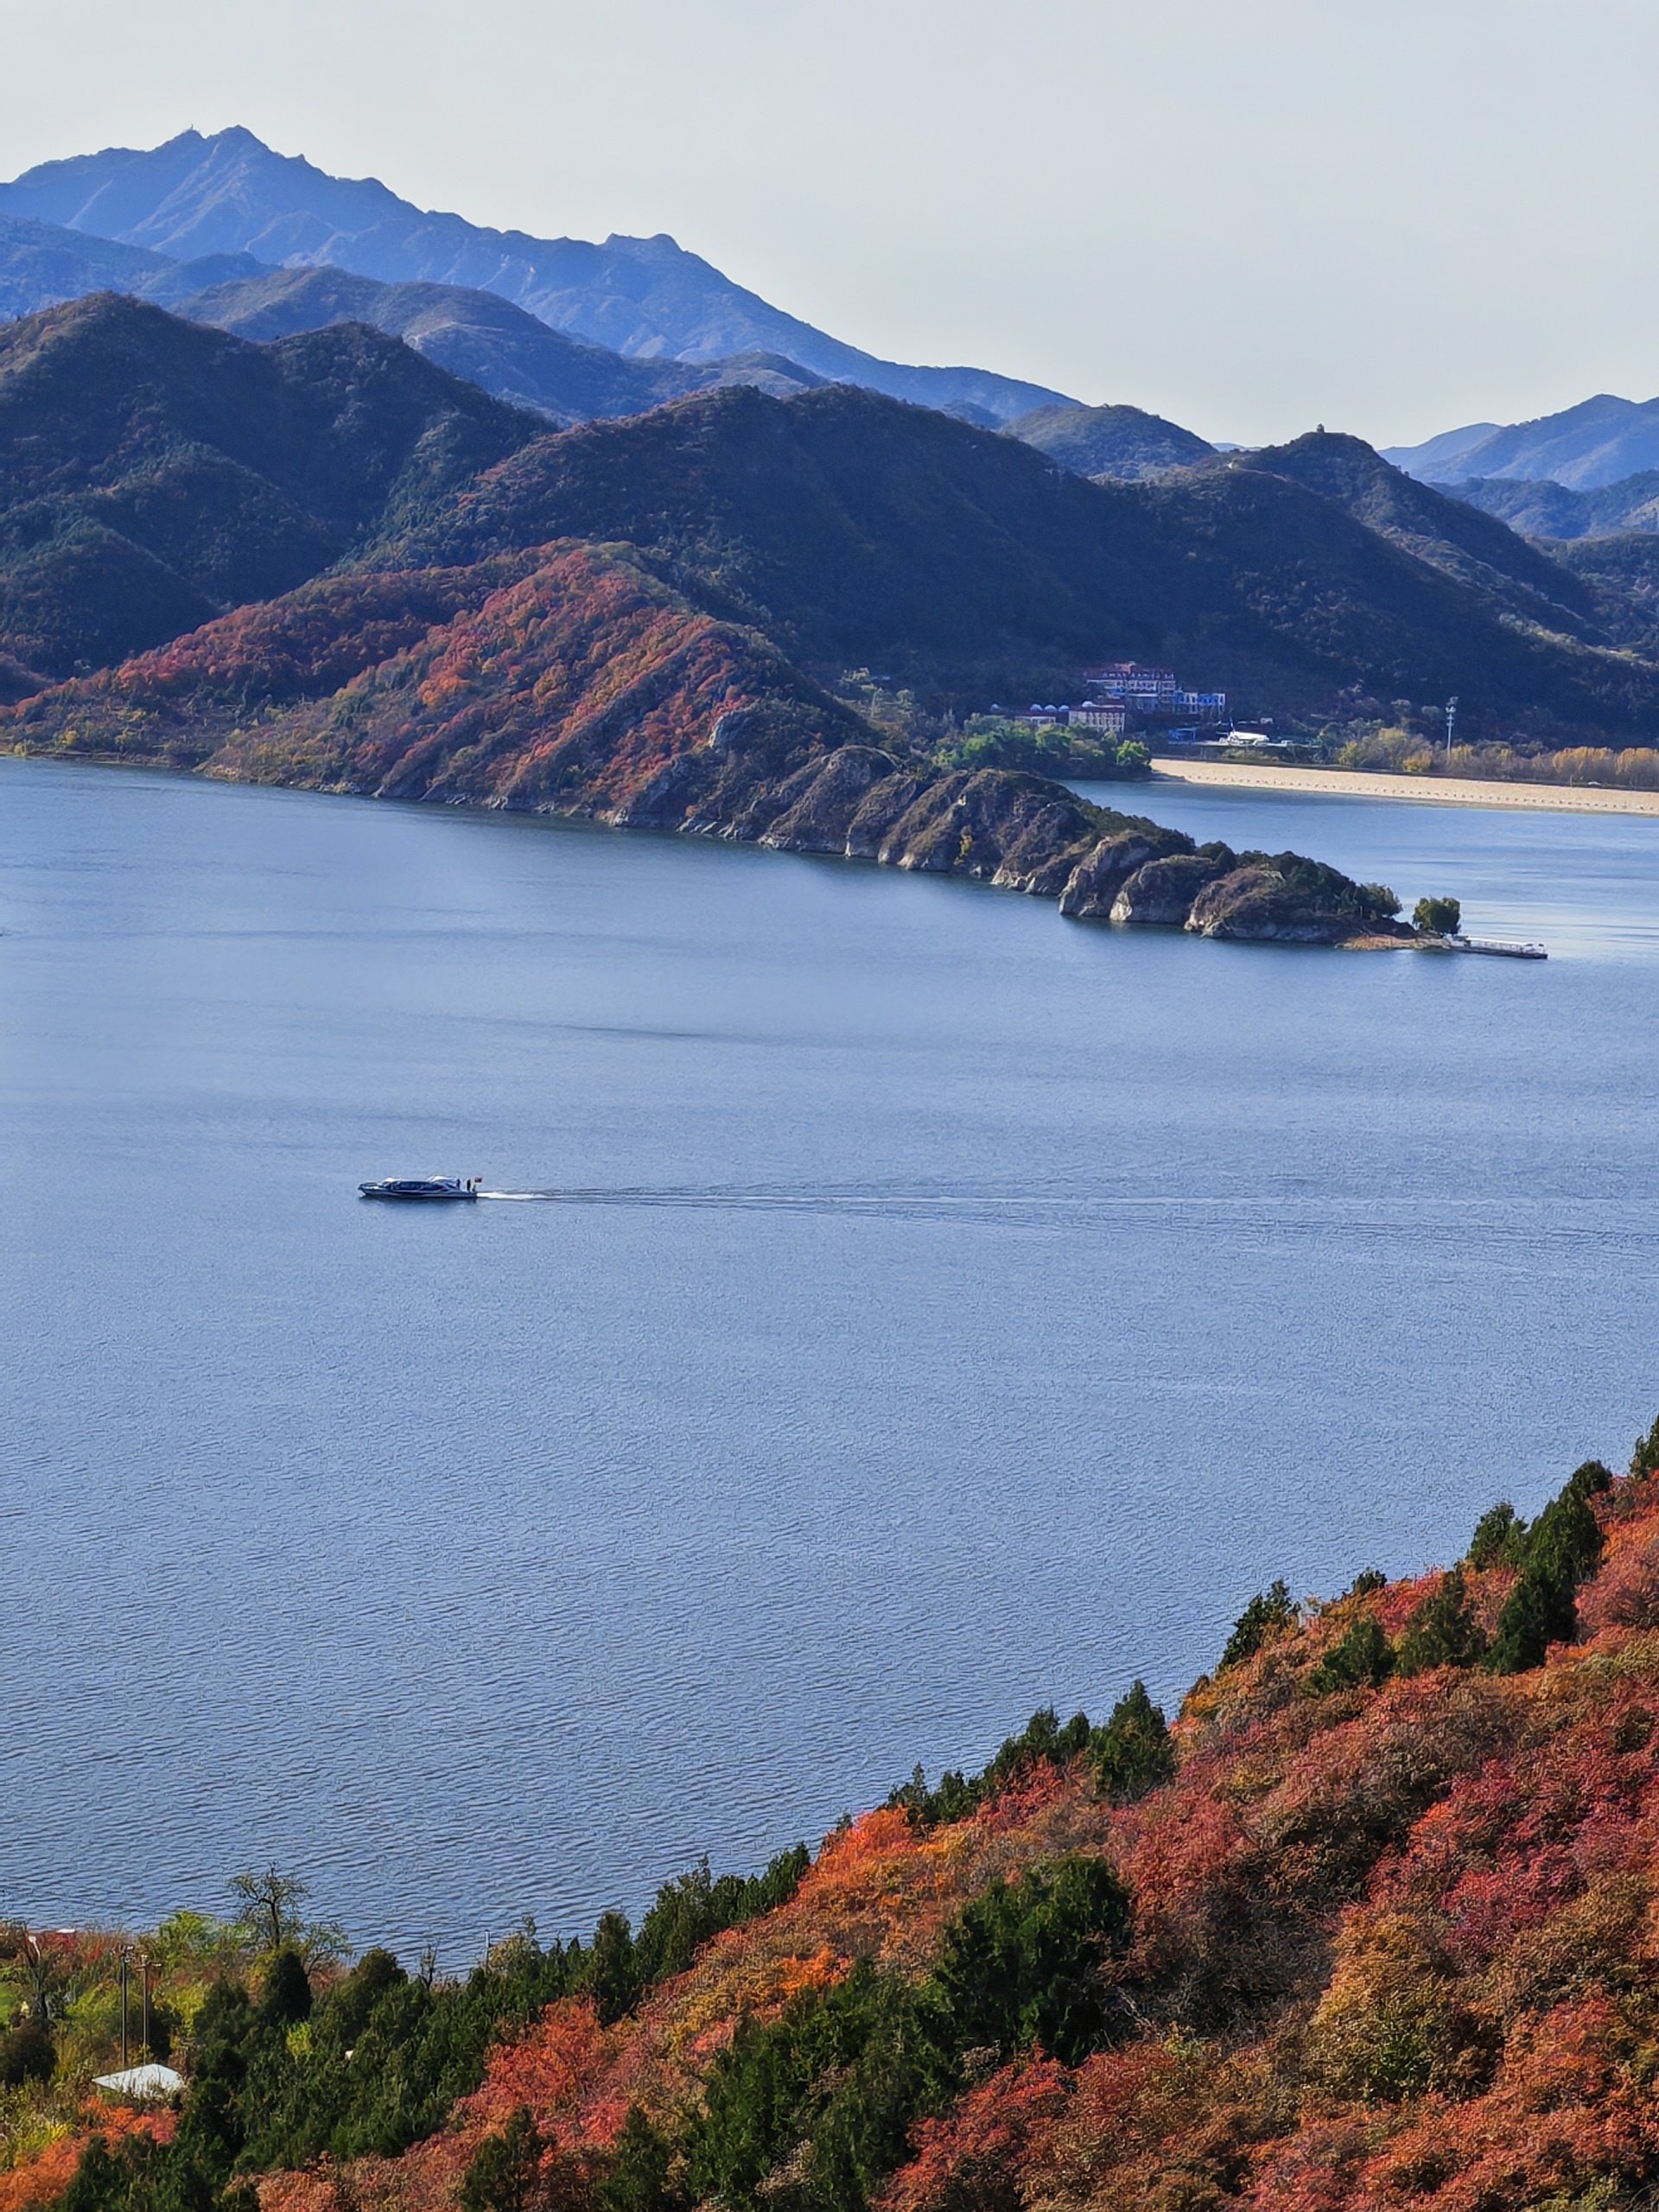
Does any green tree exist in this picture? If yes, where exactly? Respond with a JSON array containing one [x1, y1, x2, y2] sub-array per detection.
[[632, 1847, 810, 1985], [1306, 1612, 1395, 1695], [595, 2107, 679, 2212], [1396, 1569, 1487, 1675], [1220, 1580, 1298, 1669], [923, 1856, 1129, 2067], [1413, 895, 1461, 936], [0, 2021, 54, 2086], [1631, 1414, 1659, 1479], [257, 1948, 313, 2028], [461, 2109, 549, 2212], [1090, 1682, 1175, 1802], [587, 1912, 641, 2027], [1488, 1462, 1611, 1674], [1467, 1503, 1528, 1569]]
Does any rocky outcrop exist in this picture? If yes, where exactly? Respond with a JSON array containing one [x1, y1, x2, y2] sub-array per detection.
[[1185, 860, 1413, 944], [1058, 830, 1184, 918], [1109, 852, 1230, 925]]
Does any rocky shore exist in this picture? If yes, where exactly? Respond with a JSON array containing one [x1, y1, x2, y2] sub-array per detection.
[[612, 723, 1415, 946], [2, 546, 1417, 950]]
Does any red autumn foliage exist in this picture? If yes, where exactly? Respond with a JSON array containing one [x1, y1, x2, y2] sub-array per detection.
[[0, 2109, 173, 2212], [32, 1453, 1659, 2212], [0, 543, 855, 819]]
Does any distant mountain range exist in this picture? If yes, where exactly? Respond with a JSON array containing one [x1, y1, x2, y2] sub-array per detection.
[[0, 127, 1075, 428], [1386, 395, 1659, 492], [7, 291, 1659, 734], [1440, 470, 1659, 543], [0, 213, 834, 428]]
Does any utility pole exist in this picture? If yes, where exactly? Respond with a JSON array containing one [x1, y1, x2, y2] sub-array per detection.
[[140, 1953, 152, 2059], [119, 1949, 130, 2069], [1445, 696, 1459, 768]]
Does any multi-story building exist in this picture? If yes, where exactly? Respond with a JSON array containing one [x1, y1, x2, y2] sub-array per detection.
[[1083, 663, 1226, 721], [1068, 701, 1129, 736]]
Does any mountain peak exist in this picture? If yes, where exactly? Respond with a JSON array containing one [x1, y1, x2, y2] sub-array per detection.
[[0, 131, 1078, 425]]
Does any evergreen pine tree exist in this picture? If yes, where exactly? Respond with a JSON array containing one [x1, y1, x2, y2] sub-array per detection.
[[595, 2107, 679, 2212], [461, 2110, 546, 2212], [257, 1948, 312, 2028], [1090, 1681, 1175, 1802], [1219, 1580, 1298, 1669], [587, 1912, 641, 2026], [1488, 1463, 1610, 1674], [1467, 1503, 1528, 1570], [1306, 1612, 1395, 1694], [1396, 1569, 1486, 1676]]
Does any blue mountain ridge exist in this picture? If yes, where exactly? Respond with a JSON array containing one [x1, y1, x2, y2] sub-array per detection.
[[0, 127, 1077, 427]]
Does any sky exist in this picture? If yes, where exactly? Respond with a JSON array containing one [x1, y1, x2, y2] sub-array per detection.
[[6, 0, 1659, 446]]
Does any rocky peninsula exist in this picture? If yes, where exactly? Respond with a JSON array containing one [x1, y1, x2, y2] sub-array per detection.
[[3, 546, 1420, 951]]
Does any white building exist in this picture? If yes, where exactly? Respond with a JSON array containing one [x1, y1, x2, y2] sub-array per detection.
[[1069, 701, 1129, 737], [1083, 663, 1227, 720]]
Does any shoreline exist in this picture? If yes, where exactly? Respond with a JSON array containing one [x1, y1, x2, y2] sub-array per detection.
[[1147, 757, 1659, 817]]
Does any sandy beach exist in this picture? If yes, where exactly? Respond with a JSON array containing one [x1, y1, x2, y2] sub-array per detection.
[[1149, 757, 1659, 818]]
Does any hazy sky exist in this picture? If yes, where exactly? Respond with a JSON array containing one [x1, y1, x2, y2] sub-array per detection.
[[7, 0, 1659, 445]]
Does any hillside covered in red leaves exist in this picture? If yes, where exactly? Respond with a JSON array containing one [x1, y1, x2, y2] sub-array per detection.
[[15, 1428, 1659, 2212]]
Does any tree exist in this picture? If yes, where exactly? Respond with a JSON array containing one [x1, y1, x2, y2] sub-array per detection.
[[1396, 1569, 1487, 1675], [1413, 895, 1461, 936], [1467, 1503, 1528, 1570], [0, 1926, 72, 2030], [1090, 1682, 1175, 1802], [230, 1867, 308, 1953], [1488, 1462, 1611, 1674], [257, 1946, 312, 2028], [0, 2021, 54, 2086], [596, 2107, 679, 2212], [1220, 1580, 1298, 1669], [1306, 1612, 1395, 1695], [587, 1911, 641, 2026], [462, 2109, 551, 2212], [229, 1866, 348, 1968], [924, 1856, 1130, 2068], [1632, 1414, 1659, 1479]]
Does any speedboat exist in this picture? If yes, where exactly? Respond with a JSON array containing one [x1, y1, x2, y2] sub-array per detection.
[[359, 1176, 480, 1201]]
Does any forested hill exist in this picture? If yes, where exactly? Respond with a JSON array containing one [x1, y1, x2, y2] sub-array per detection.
[[411, 380, 1659, 730], [0, 293, 535, 679], [5, 294, 1659, 741], [1234, 429, 1607, 640], [14, 1424, 1659, 2212], [1002, 399, 1216, 481]]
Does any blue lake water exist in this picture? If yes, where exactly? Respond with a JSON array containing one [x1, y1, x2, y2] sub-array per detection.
[[3, 755, 1658, 1959]]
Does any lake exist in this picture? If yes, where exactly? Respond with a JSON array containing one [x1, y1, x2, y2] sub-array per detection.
[[4, 756, 1658, 1960]]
